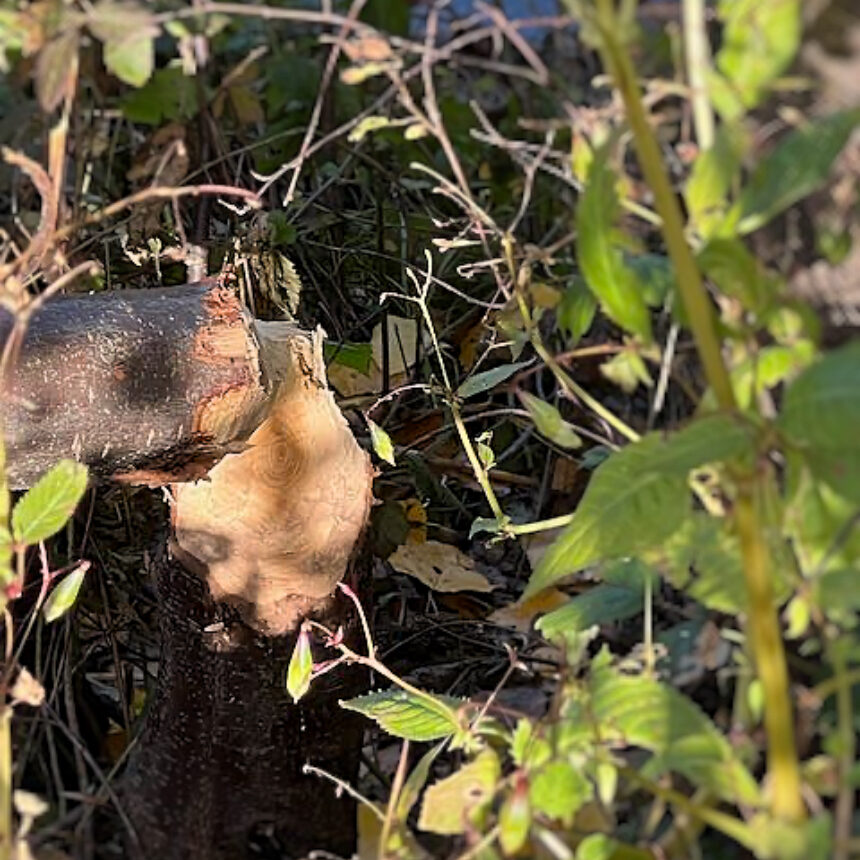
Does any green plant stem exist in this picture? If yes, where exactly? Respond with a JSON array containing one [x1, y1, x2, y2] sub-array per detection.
[[682, 0, 715, 151], [829, 641, 855, 860], [596, 3, 805, 824], [507, 513, 574, 536], [0, 708, 10, 860], [619, 766, 756, 851]]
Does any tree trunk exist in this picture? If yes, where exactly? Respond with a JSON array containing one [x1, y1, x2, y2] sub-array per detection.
[[2, 283, 375, 858], [121, 554, 367, 860]]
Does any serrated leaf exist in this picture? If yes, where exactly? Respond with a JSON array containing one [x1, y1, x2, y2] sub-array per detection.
[[735, 110, 860, 235], [568, 655, 760, 805], [779, 342, 860, 453], [12, 461, 88, 545], [577, 149, 652, 342], [367, 418, 395, 466], [43, 563, 89, 624], [519, 392, 582, 449], [341, 689, 462, 742], [529, 760, 591, 825], [286, 628, 313, 703], [418, 748, 500, 834], [457, 362, 530, 400], [36, 28, 80, 113], [524, 414, 755, 598]]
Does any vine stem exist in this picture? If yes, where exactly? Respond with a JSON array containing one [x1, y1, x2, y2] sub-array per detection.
[[595, 0, 804, 823]]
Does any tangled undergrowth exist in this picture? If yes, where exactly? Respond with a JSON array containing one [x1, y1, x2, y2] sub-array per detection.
[[1, 1, 860, 858]]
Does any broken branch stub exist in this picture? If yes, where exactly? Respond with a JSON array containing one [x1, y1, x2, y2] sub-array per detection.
[[2, 281, 273, 488]]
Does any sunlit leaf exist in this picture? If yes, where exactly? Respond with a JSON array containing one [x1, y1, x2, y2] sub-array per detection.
[[103, 32, 154, 86], [710, 0, 801, 120], [418, 748, 499, 834], [566, 651, 760, 805], [498, 781, 531, 855], [519, 392, 582, 449], [286, 627, 313, 703], [348, 114, 393, 143], [685, 125, 742, 238], [529, 760, 591, 825], [12, 461, 88, 545], [599, 349, 653, 394], [43, 562, 89, 624], [525, 415, 755, 597], [388, 541, 493, 593], [367, 418, 396, 466], [577, 149, 652, 342], [341, 689, 463, 742]]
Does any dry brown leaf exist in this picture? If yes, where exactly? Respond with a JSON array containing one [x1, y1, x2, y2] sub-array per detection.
[[11, 667, 44, 707], [388, 541, 493, 593], [328, 315, 418, 398], [488, 588, 569, 633]]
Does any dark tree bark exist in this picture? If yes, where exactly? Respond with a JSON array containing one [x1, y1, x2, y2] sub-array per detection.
[[2, 283, 375, 859], [121, 555, 367, 860], [2, 281, 276, 489]]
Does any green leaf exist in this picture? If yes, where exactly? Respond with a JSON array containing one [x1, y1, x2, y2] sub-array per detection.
[[325, 341, 373, 374], [568, 654, 760, 805], [529, 760, 591, 825], [657, 515, 747, 613], [43, 562, 89, 624], [367, 419, 396, 466], [418, 748, 499, 835], [286, 627, 313, 703], [599, 349, 653, 394], [396, 742, 444, 821], [537, 584, 643, 638], [457, 362, 530, 400], [498, 784, 531, 855], [779, 341, 860, 452], [348, 114, 393, 143], [735, 110, 860, 234], [698, 238, 778, 316], [524, 414, 755, 597], [341, 689, 462, 742], [577, 150, 652, 342], [557, 277, 597, 344], [685, 126, 742, 238], [519, 392, 582, 449], [121, 67, 197, 124], [12, 461, 88, 546], [102, 32, 154, 86], [711, 0, 801, 120]]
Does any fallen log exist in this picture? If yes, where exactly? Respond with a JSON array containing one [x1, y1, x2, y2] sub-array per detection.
[[2, 282, 375, 858]]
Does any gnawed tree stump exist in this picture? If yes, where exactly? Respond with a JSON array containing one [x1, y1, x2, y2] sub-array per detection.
[[1, 282, 375, 859]]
